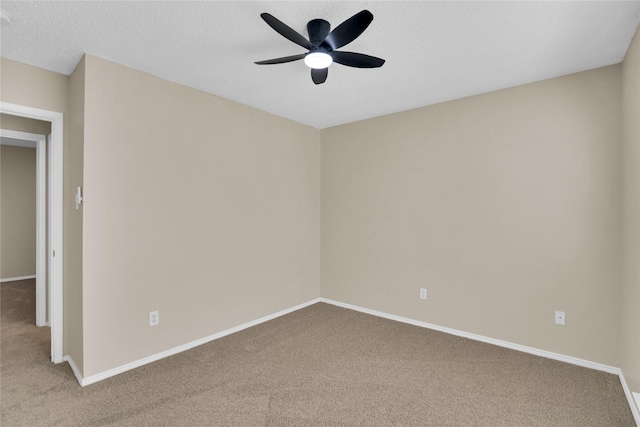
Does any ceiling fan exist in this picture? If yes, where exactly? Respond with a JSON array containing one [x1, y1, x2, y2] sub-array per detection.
[[255, 10, 385, 85]]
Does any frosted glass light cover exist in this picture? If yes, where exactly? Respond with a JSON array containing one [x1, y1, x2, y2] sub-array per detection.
[[304, 52, 333, 69]]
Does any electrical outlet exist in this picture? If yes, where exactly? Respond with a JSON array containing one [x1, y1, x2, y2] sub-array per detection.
[[149, 311, 160, 326], [554, 310, 565, 326], [419, 288, 427, 300]]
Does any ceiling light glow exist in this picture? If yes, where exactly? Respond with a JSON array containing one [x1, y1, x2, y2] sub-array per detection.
[[304, 52, 333, 69]]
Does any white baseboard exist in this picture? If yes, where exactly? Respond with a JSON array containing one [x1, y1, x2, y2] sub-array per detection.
[[63, 295, 640, 424], [63, 355, 83, 385], [78, 297, 322, 386], [619, 377, 640, 426], [1, 275, 36, 283], [319, 298, 640, 425], [320, 298, 618, 373]]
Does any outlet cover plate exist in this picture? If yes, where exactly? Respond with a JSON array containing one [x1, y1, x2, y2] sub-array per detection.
[[555, 310, 565, 326], [149, 310, 160, 326]]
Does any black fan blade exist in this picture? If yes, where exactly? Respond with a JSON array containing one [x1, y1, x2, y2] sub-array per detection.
[[331, 51, 385, 68], [261, 13, 314, 50], [311, 68, 328, 85], [323, 10, 373, 51], [255, 54, 306, 65]]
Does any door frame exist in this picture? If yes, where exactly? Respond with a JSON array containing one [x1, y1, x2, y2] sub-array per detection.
[[0, 129, 47, 327], [1, 102, 64, 364]]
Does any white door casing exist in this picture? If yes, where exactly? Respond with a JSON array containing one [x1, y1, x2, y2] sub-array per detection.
[[0, 102, 64, 363]]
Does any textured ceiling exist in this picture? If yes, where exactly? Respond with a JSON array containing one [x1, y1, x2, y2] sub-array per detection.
[[1, 1, 639, 129]]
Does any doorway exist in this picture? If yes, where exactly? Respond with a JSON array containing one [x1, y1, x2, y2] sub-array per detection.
[[0, 103, 64, 364], [0, 128, 47, 327]]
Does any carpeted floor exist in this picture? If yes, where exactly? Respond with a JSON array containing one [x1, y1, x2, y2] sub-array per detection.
[[1, 279, 636, 426]]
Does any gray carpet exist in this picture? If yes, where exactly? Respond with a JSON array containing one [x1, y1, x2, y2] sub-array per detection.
[[1, 280, 636, 426]]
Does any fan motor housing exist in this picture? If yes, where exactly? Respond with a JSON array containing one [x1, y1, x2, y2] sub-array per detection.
[[307, 19, 331, 47]]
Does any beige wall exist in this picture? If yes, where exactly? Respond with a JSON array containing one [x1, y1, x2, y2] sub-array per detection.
[[81, 55, 321, 376], [1, 114, 51, 135], [322, 65, 623, 366], [622, 25, 640, 393], [67, 57, 86, 371], [0, 58, 82, 363], [0, 58, 68, 114], [1, 145, 36, 279]]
